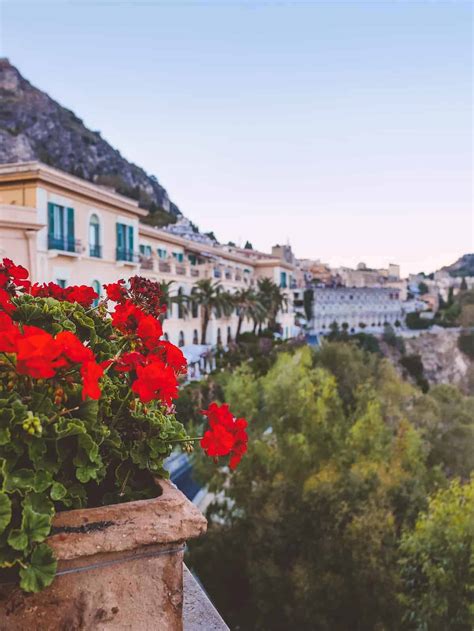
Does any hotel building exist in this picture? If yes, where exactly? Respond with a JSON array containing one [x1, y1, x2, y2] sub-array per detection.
[[0, 162, 296, 347]]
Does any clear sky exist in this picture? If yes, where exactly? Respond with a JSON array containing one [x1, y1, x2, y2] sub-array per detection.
[[0, 0, 472, 275]]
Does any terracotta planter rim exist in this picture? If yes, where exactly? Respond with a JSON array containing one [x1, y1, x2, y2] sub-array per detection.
[[48, 478, 207, 561]]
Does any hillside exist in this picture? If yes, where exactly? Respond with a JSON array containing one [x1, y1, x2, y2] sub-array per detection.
[[0, 58, 179, 226], [441, 253, 474, 277]]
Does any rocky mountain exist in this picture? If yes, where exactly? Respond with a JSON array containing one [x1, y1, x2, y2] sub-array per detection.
[[0, 58, 179, 225], [441, 254, 474, 277]]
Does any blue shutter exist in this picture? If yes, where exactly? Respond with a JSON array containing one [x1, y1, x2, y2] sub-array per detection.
[[116, 224, 123, 260], [67, 207, 75, 252], [128, 226, 134, 258], [47, 203, 55, 249]]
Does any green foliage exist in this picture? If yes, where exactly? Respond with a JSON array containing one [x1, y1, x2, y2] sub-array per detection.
[[406, 312, 431, 330], [458, 332, 474, 359], [399, 477, 474, 630], [0, 295, 188, 591], [189, 343, 470, 630], [401, 354, 429, 392]]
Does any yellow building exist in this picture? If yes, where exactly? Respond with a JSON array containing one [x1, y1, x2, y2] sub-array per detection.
[[0, 161, 296, 347]]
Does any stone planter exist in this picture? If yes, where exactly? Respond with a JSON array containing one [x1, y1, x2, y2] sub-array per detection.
[[0, 480, 207, 631]]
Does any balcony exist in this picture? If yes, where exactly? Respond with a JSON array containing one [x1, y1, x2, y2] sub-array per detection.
[[235, 274, 242, 281], [225, 272, 232, 280], [48, 236, 82, 254], [176, 264, 187, 276], [89, 244, 102, 258], [213, 270, 222, 279], [116, 248, 139, 263], [159, 260, 172, 273], [191, 268, 200, 278], [140, 256, 154, 270]]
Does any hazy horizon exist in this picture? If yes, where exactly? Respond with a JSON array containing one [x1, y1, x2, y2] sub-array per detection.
[[0, 1, 472, 276]]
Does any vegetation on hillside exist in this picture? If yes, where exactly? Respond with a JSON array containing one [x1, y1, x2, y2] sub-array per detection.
[[184, 340, 474, 630]]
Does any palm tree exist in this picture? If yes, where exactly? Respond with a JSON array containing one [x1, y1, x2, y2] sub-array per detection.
[[233, 288, 264, 339], [256, 278, 287, 332], [158, 281, 189, 322], [190, 279, 234, 344]]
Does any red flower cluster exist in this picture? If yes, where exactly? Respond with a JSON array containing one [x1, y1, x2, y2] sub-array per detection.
[[29, 283, 98, 308], [0, 316, 103, 399], [200, 403, 248, 469]]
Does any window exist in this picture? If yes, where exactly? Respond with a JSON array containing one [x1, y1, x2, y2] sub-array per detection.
[[116, 223, 135, 261], [191, 288, 199, 318], [172, 252, 184, 263], [56, 279, 67, 288], [89, 214, 101, 257], [178, 331, 185, 347], [140, 244, 152, 257], [193, 329, 199, 344], [227, 326, 232, 343], [48, 203, 76, 252], [163, 332, 169, 341], [157, 248, 167, 259], [188, 254, 197, 265], [280, 271, 287, 289], [92, 280, 101, 307], [217, 328, 222, 345], [177, 287, 185, 319]]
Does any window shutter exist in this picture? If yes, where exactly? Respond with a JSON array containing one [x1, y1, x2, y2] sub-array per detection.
[[47, 203, 55, 244], [128, 225, 134, 253], [67, 207, 75, 251]]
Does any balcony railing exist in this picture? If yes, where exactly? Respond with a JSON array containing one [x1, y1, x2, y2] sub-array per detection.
[[191, 268, 200, 278], [116, 248, 139, 263], [235, 274, 242, 281], [159, 261, 172, 273], [89, 244, 102, 258], [140, 256, 154, 270], [225, 272, 232, 280], [48, 236, 82, 254], [176, 264, 187, 276], [213, 270, 222, 278]]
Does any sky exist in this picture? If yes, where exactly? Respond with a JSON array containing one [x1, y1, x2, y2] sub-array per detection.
[[0, 0, 472, 276]]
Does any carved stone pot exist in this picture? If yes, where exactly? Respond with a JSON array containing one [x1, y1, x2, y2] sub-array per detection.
[[0, 480, 207, 631]]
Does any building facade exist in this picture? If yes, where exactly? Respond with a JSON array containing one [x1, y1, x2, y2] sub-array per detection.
[[311, 287, 403, 334], [0, 161, 296, 347]]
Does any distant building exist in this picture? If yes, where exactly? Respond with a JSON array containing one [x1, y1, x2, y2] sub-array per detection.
[[311, 287, 403, 334]]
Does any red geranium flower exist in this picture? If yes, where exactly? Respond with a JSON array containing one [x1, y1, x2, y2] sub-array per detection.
[[0, 313, 20, 353], [65, 285, 98, 308], [131, 359, 178, 405], [111, 300, 146, 334], [104, 280, 127, 303], [0, 288, 16, 314], [56, 331, 94, 363], [153, 340, 187, 375], [16, 326, 63, 379], [200, 403, 248, 469], [114, 351, 147, 373], [80, 360, 103, 400], [2, 258, 30, 289], [136, 314, 163, 348], [29, 282, 67, 300]]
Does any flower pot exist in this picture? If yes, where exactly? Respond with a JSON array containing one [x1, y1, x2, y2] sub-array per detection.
[[0, 480, 207, 631]]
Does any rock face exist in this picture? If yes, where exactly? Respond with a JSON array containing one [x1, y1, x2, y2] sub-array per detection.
[[0, 58, 180, 220], [441, 254, 474, 278], [403, 328, 472, 391]]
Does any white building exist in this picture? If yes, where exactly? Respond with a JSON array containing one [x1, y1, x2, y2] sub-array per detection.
[[311, 287, 403, 334]]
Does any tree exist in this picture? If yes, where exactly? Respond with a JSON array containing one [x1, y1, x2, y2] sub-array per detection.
[[189, 279, 233, 344], [398, 477, 474, 631], [244, 240, 253, 250], [460, 276, 468, 291], [418, 281, 429, 295], [256, 278, 286, 332], [233, 288, 264, 338], [189, 345, 437, 630]]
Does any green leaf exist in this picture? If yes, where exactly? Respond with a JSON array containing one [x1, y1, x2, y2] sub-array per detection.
[[22, 506, 52, 543], [3, 468, 35, 492], [0, 492, 12, 533], [28, 439, 47, 468], [7, 528, 28, 551], [32, 470, 53, 493], [72, 311, 95, 331], [0, 427, 10, 445], [19, 544, 57, 593], [24, 492, 54, 517], [50, 482, 67, 501]]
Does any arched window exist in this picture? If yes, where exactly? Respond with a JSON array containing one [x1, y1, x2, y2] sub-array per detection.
[[177, 287, 185, 319], [89, 214, 101, 257], [193, 329, 199, 344], [178, 331, 185, 347], [217, 328, 222, 346], [92, 280, 101, 307], [191, 288, 199, 318], [227, 326, 232, 344], [163, 332, 169, 341]]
